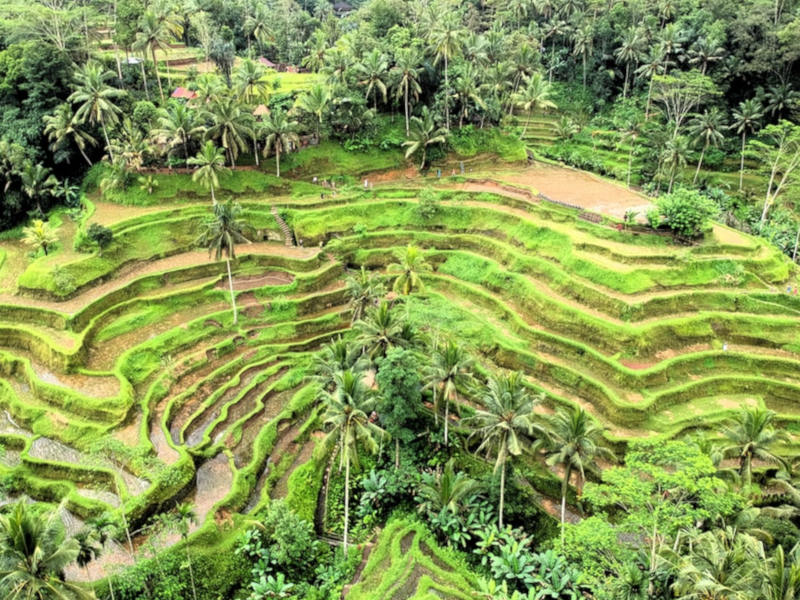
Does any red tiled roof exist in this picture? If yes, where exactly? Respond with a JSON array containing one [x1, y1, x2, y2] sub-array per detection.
[[171, 87, 197, 99]]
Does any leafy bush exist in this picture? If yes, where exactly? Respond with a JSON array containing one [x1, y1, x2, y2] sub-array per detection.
[[86, 223, 113, 251], [656, 188, 718, 239], [417, 187, 440, 220]]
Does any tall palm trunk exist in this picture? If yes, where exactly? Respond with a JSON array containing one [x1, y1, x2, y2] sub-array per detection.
[[79, 146, 93, 167], [741, 452, 753, 489], [152, 47, 164, 101], [560, 464, 572, 548], [101, 117, 114, 161], [210, 183, 216, 205], [522, 112, 532, 137], [185, 545, 198, 600], [443, 391, 451, 446], [253, 137, 259, 167], [499, 460, 506, 528], [623, 63, 630, 98], [645, 75, 654, 119], [139, 60, 150, 100], [443, 54, 450, 131], [226, 258, 238, 324], [404, 80, 410, 136], [739, 131, 747, 191], [275, 146, 281, 177], [693, 142, 708, 184], [395, 438, 400, 470], [343, 457, 350, 555], [627, 144, 634, 187]]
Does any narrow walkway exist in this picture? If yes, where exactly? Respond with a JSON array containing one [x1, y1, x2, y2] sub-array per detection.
[[271, 206, 295, 247]]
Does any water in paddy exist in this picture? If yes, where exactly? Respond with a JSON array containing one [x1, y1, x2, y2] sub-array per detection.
[[190, 453, 233, 525]]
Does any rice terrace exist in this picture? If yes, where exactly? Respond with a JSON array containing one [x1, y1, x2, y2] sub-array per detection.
[[2, 1, 800, 599]]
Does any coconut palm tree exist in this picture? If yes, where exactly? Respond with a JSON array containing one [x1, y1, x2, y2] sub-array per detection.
[[426, 339, 475, 447], [20, 163, 58, 216], [294, 83, 331, 141], [345, 266, 386, 323], [321, 369, 385, 554], [204, 96, 255, 167], [0, 501, 93, 600], [571, 24, 594, 89], [615, 28, 644, 98], [403, 107, 448, 171], [466, 371, 542, 527], [763, 544, 800, 600], [732, 99, 763, 191], [354, 301, 407, 360], [660, 135, 690, 193], [387, 245, 432, 295], [134, 11, 172, 102], [391, 48, 423, 136], [188, 141, 230, 204], [196, 201, 249, 325], [356, 49, 389, 111], [544, 406, 611, 544], [314, 336, 366, 391], [514, 72, 556, 137], [452, 64, 486, 128], [154, 102, 204, 161], [689, 108, 727, 184], [620, 121, 640, 188], [233, 58, 268, 104], [722, 407, 788, 490], [636, 47, 674, 120], [72, 530, 102, 579], [261, 109, 299, 177], [428, 13, 466, 131], [43, 103, 97, 167], [68, 62, 124, 161], [417, 459, 479, 518]]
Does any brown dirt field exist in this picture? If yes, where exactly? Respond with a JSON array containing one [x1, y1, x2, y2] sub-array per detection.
[[496, 163, 654, 219], [219, 270, 295, 291]]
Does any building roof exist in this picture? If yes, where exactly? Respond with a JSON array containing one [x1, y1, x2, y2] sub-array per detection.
[[258, 57, 277, 68], [253, 104, 270, 116], [171, 87, 197, 99]]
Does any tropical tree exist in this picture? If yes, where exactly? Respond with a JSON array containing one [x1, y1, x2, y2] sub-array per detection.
[[188, 141, 230, 204], [314, 336, 365, 391], [261, 109, 299, 177], [722, 406, 788, 490], [294, 83, 331, 141], [204, 96, 255, 167], [43, 103, 97, 166], [417, 459, 480, 518], [543, 406, 611, 544], [763, 544, 800, 600], [345, 266, 386, 323], [428, 13, 466, 131], [0, 501, 93, 600], [154, 102, 204, 161], [426, 339, 475, 446], [571, 24, 594, 88], [750, 121, 800, 226], [196, 201, 249, 325], [174, 503, 198, 600], [615, 28, 644, 98], [391, 48, 423, 136], [467, 371, 542, 527], [387, 245, 432, 295], [635, 47, 674, 120], [72, 530, 102, 579], [320, 369, 385, 554], [356, 49, 389, 110], [403, 107, 448, 170], [660, 135, 690, 193], [20, 163, 58, 215], [68, 62, 124, 161], [354, 301, 408, 360], [731, 99, 763, 191], [233, 58, 268, 104], [134, 11, 172, 101], [688, 108, 727, 184], [514, 72, 556, 137]]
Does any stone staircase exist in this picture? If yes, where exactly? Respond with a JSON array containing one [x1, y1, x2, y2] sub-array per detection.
[[271, 205, 295, 246]]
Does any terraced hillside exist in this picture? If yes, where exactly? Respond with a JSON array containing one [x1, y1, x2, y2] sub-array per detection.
[[0, 162, 798, 582]]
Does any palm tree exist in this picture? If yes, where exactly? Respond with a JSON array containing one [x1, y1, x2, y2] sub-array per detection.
[[466, 371, 542, 527], [21, 163, 58, 215], [357, 49, 389, 111], [403, 107, 448, 171], [766, 83, 800, 119], [233, 58, 268, 104], [261, 110, 299, 177], [188, 141, 230, 204], [620, 121, 640, 188], [417, 459, 479, 518], [544, 406, 611, 544], [294, 83, 331, 141], [452, 64, 485, 128], [732, 99, 763, 191], [636, 47, 674, 120], [68, 63, 124, 161], [354, 301, 406, 360], [514, 72, 556, 137], [345, 266, 386, 323], [134, 11, 172, 102], [764, 544, 800, 600], [660, 135, 690, 193], [391, 48, 423, 136], [722, 407, 788, 490], [571, 24, 594, 88], [314, 336, 365, 391], [426, 339, 474, 446], [615, 28, 644, 98], [689, 108, 727, 183], [204, 96, 254, 167], [73, 530, 102, 579], [196, 201, 249, 325], [174, 503, 198, 600], [43, 103, 97, 167], [428, 14, 466, 131], [0, 501, 93, 600], [154, 102, 204, 161], [321, 369, 385, 554], [387, 245, 432, 295]]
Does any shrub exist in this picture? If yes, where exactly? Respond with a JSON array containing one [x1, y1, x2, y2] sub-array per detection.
[[86, 223, 113, 252], [417, 187, 440, 220], [656, 188, 718, 239]]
